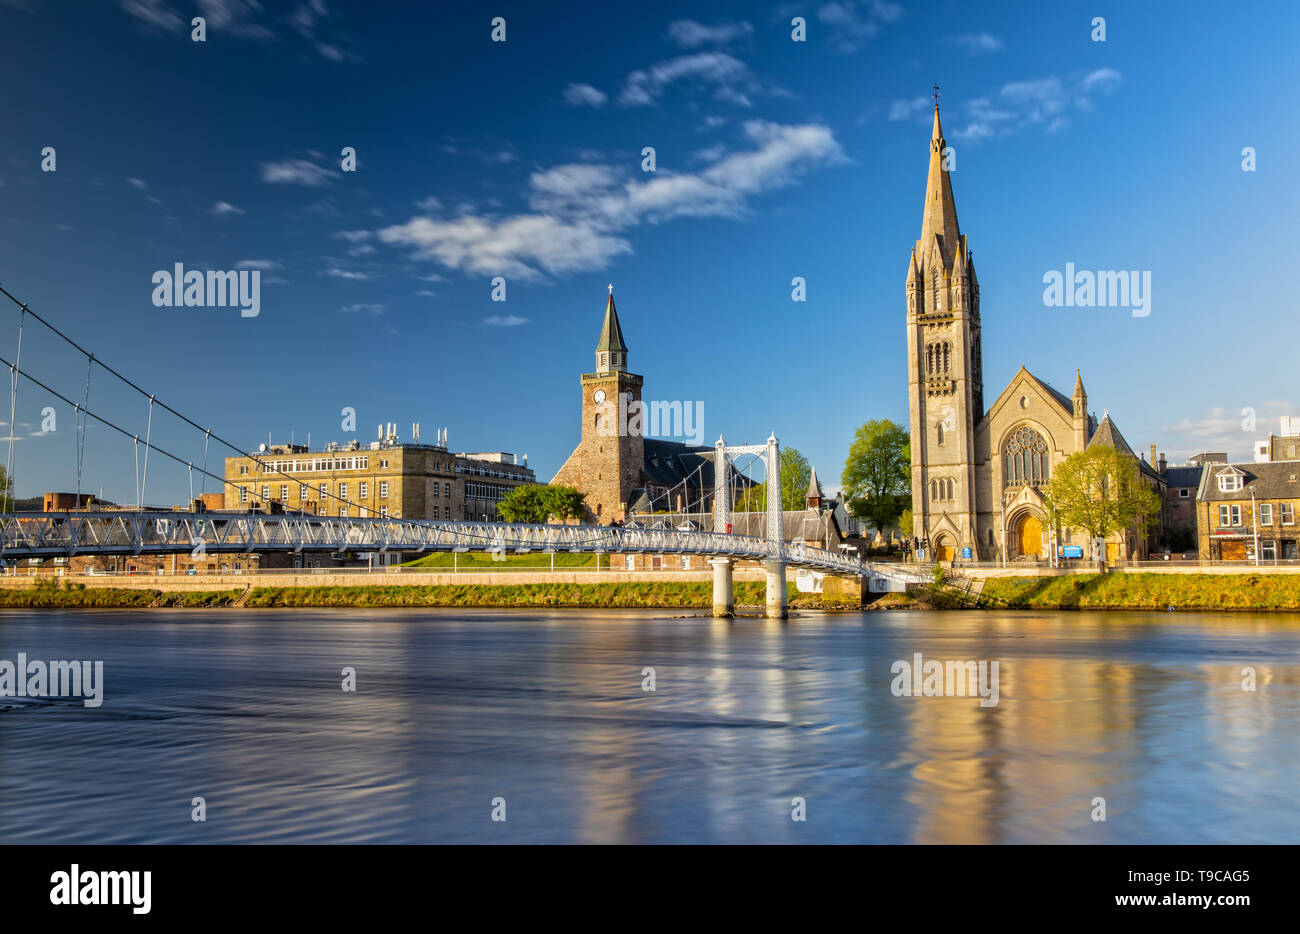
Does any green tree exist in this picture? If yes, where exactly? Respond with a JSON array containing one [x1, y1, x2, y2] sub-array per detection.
[[1044, 445, 1161, 548], [842, 420, 910, 533], [496, 484, 587, 524], [735, 446, 811, 512], [540, 485, 587, 522]]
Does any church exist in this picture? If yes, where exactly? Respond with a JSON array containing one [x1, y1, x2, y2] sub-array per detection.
[[550, 289, 723, 523], [906, 101, 1161, 562]]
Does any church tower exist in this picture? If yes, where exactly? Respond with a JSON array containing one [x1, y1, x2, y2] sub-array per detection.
[[906, 99, 984, 559], [550, 288, 645, 521]]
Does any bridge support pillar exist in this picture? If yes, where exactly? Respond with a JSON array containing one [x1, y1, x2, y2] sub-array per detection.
[[763, 560, 787, 619], [710, 558, 733, 618]]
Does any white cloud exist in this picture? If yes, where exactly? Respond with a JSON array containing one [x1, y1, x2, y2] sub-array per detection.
[[118, 0, 183, 30], [340, 303, 383, 315], [949, 32, 1004, 54], [484, 315, 529, 327], [324, 268, 369, 280], [1160, 403, 1294, 463], [619, 51, 757, 107], [211, 200, 245, 216], [888, 96, 930, 121], [196, 0, 273, 39], [260, 158, 339, 187], [377, 121, 845, 280], [414, 196, 443, 212], [127, 177, 148, 189], [563, 83, 608, 107], [815, 0, 904, 52], [666, 19, 753, 48], [950, 70, 1123, 142], [236, 259, 280, 269]]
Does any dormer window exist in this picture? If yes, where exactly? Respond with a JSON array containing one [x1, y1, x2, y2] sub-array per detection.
[[1218, 472, 1243, 493]]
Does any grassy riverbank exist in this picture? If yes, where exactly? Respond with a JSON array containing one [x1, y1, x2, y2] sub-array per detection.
[[0, 581, 851, 610], [979, 573, 1300, 611]]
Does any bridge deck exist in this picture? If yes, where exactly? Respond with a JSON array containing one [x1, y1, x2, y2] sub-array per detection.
[[0, 512, 869, 575]]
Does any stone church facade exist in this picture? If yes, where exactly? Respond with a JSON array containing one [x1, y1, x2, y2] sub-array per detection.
[[552, 290, 724, 523], [907, 103, 1161, 562]]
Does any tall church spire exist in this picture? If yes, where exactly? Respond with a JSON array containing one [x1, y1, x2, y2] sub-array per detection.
[[920, 102, 961, 257], [596, 286, 628, 373]]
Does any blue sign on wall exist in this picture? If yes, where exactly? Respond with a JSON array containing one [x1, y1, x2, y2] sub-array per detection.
[[1062, 545, 1084, 559], [961, 547, 972, 560]]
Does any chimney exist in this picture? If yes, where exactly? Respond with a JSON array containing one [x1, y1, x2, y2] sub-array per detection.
[[1150, 444, 1157, 464], [1158, 451, 1166, 474]]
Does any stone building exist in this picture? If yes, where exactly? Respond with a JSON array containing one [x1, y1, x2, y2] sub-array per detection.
[[552, 290, 733, 522], [906, 102, 1162, 562], [1196, 461, 1300, 562], [224, 436, 534, 522]]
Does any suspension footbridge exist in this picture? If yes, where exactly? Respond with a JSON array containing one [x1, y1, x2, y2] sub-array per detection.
[[0, 284, 926, 617]]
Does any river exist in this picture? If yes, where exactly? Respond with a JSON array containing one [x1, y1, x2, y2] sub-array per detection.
[[1, 608, 1296, 844]]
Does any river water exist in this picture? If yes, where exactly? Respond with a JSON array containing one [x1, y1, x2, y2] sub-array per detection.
[[0, 608, 1296, 844]]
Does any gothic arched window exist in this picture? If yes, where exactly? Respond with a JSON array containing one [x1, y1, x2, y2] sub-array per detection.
[[936, 422, 944, 446], [942, 342, 951, 374], [1003, 427, 1051, 488]]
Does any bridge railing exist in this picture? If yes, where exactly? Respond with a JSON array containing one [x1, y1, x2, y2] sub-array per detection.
[[0, 512, 866, 575]]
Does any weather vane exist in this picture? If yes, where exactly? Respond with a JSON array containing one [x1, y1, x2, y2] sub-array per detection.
[[932, 83, 940, 105]]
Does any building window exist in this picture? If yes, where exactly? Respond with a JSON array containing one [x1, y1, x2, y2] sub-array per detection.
[[239, 465, 248, 475], [261, 484, 269, 501], [1178, 488, 1190, 498], [280, 484, 288, 501], [359, 482, 368, 499], [1219, 504, 1242, 527], [240, 486, 248, 503], [444, 506, 450, 520], [1218, 472, 1242, 493], [339, 483, 348, 500], [380, 506, 389, 518], [625, 555, 635, 570], [680, 555, 691, 569], [340, 507, 348, 518], [433, 482, 439, 498], [1262, 540, 1277, 561], [1003, 427, 1050, 488], [379, 459, 388, 469], [300, 484, 308, 500], [444, 482, 451, 498], [1259, 503, 1274, 525], [936, 422, 944, 446], [380, 481, 388, 499], [1283, 503, 1295, 525], [319, 483, 328, 498]]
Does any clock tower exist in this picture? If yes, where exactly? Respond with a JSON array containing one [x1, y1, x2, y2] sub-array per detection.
[[551, 288, 645, 521]]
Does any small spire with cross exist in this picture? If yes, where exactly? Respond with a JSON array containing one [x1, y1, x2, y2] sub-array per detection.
[[608, 283, 613, 294]]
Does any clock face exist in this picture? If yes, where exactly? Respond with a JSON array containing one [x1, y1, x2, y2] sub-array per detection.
[[593, 389, 606, 404]]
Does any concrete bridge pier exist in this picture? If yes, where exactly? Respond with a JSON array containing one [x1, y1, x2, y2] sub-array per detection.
[[763, 560, 787, 619], [710, 557, 733, 618]]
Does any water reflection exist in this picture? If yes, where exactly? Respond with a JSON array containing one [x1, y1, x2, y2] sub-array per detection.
[[0, 608, 1296, 843]]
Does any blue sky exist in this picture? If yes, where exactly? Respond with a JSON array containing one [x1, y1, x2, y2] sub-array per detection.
[[0, 0, 1297, 504]]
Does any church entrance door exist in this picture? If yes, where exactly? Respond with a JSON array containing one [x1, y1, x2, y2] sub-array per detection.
[[1015, 514, 1044, 558]]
